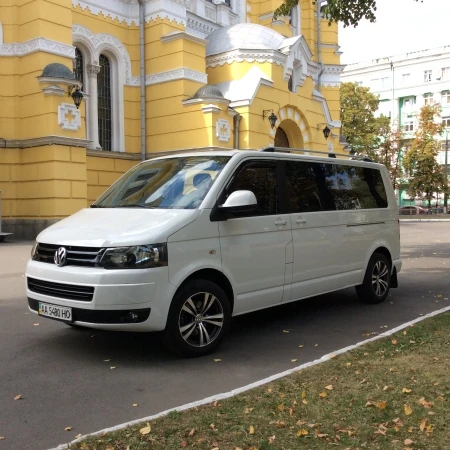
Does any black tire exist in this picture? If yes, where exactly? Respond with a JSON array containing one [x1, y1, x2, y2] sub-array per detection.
[[356, 253, 391, 304], [162, 279, 231, 357]]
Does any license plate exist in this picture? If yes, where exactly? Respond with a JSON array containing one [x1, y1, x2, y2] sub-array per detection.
[[38, 302, 73, 322]]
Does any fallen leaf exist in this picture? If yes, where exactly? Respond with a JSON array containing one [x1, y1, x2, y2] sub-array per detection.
[[325, 385, 333, 391], [345, 362, 352, 367], [14, 395, 22, 401], [297, 429, 309, 437], [140, 424, 151, 435], [436, 396, 445, 401], [244, 407, 254, 414], [211, 448, 219, 450], [267, 388, 272, 393], [299, 345, 304, 348], [383, 386, 391, 391], [366, 401, 387, 409], [404, 438, 414, 445], [330, 354, 336, 359], [315, 430, 328, 438], [302, 399, 308, 405], [65, 427, 72, 432], [419, 419, 428, 432], [301, 391, 307, 399], [276, 420, 286, 428], [277, 404, 285, 411], [110, 366, 116, 369], [75, 434, 82, 439], [402, 388, 412, 393], [314, 344, 318, 347], [391, 339, 397, 345], [103, 359, 111, 362], [268, 435, 276, 444], [418, 397, 433, 408], [249, 425, 255, 435], [291, 359, 298, 363], [209, 423, 216, 430], [0, 437, 5, 440], [283, 330, 290, 333], [214, 359, 221, 362], [404, 404, 413, 415], [189, 428, 195, 436], [133, 404, 138, 407], [319, 392, 327, 399], [34, 323, 40, 326], [180, 441, 187, 448], [409, 340, 416, 344]]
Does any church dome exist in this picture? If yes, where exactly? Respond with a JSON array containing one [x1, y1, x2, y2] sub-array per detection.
[[191, 84, 224, 100], [41, 63, 75, 79], [206, 23, 285, 57]]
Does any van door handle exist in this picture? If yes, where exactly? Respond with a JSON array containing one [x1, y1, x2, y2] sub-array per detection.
[[275, 218, 287, 226], [296, 217, 306, 224]]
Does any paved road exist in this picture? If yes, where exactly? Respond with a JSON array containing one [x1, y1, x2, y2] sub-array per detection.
[[0, 222, 449, 450]]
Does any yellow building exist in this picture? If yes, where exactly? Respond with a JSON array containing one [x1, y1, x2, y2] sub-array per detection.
[[0, 0, 345, 239]]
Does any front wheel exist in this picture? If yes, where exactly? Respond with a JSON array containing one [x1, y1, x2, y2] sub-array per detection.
[[356, 253, 391, 304], [162, 279, 231, 357]]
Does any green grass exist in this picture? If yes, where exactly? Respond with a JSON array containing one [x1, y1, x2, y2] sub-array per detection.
[[71, 312, 450, 450]]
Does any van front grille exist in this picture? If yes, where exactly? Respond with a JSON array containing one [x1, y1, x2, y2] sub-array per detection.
[[33, 243, 104, 267], [27, 277, 94, 302]]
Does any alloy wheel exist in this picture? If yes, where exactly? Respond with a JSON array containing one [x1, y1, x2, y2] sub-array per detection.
[[372, 260, 389, 297]]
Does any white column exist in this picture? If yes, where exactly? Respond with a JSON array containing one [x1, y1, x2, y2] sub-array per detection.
[[86, 64, 101, 150]]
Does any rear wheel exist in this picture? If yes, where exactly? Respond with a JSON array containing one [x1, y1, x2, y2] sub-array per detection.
[[356, 253, 391, 304], [162, 279, 231, 357]]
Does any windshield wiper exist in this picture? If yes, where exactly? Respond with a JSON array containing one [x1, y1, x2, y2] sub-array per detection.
[[112, 205, 149, 208]]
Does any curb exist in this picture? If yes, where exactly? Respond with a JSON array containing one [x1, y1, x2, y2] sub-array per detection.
[[400, 219, 450, 222], [48, 305, 450, 450]]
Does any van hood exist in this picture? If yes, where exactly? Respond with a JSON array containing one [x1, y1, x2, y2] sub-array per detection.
[[37, 208, 200, 247]]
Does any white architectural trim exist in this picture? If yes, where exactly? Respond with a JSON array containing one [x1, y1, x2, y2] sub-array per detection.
[[202, 104, 221, 114], [312, 89, 341, 129], [186, 13, 219, 38], [271, 106, 312, 149], [58, 103, 82, 131], [43, 85, 66, 96], [207, 48, 287, 68], [161, 31, 207, 46], [0, 21, 3, 45], [146, 68, 207, 86], [72, 0, 140, 25], [0, 37, 75, 58]]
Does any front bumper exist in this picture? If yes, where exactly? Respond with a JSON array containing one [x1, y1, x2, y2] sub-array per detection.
[[26, 260, 174, 331]]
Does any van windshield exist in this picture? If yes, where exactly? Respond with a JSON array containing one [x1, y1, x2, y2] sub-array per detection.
[[92, 156, 231, 209]]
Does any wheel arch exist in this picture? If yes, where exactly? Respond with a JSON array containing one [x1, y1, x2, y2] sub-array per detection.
[[178, 269, 235, 313]]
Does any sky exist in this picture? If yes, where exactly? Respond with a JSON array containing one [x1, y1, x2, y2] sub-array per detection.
[[338, 0, 450, 64]]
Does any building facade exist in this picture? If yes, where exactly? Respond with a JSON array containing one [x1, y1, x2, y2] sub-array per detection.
[[0, 0, 344, 238], [342, 46, 450, 207]]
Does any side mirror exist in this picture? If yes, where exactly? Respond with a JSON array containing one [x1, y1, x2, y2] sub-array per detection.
[[220, 190, 257, 213], [210, 190, 257, 221]]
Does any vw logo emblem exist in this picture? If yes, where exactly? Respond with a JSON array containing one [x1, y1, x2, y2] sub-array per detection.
[[54, 247, 68, 267]]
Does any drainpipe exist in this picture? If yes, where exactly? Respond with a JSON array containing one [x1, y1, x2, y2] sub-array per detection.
[[316, 0, 324, 93], [137, 0, 147, 161], [233, 113, 242, 149]]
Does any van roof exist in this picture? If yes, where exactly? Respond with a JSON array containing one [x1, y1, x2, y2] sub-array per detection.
[[145, 149, 385, 168]]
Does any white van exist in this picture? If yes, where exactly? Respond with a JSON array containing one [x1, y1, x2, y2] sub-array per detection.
[[26, 149, 401, 356]]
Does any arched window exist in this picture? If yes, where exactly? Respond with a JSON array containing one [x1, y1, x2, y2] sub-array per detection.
[[98, 54, 112, 151], [73, 48, 84, 86]]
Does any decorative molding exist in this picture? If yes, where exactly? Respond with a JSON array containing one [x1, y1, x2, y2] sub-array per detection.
[[37, 76, 82, 88], [207, 49, 286, 68], [86, 63, 101, 78], [186, 14, 219, 38], [216, 118, 231, 142], [2, 136, 90, 149], [0, 37, 75, 58], [273, 106, 311, 148], [72, 0, 139, 25], [202, 104, 221, 114], [161, 31, 208, 46], [43, 85, 66, 96], [0, 21, 3, 45], [146, 68, 207, 85], [87, 149, 141, 160], [58, 103, 82, 131], [312, 89, 341, 129]]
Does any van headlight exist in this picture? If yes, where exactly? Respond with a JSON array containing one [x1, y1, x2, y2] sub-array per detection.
[[100, 244, 168, 270], [31, 242, 38, 258]]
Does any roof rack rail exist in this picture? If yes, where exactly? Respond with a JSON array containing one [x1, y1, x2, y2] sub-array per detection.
[[350, 156, 374, 163], [259, 146, 350, 159]]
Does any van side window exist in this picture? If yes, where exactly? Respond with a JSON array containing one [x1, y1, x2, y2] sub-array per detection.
[[284, 161, 325, 212], [227, 161, 279, 216]]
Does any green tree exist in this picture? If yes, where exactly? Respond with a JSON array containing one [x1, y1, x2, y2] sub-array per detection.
[[403, 105, 448, 208], [340, 82, 387, 155], [274, 0, 424, 27]]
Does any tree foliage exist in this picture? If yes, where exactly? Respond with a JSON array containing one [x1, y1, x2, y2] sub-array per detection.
[[403, 105, 448, 207], [274, 0, 423, 28], [340, 82, 386, 154]]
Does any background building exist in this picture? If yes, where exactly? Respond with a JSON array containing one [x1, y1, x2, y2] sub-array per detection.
[[342, 45, 450, 207], [0, 0, 344, 239]]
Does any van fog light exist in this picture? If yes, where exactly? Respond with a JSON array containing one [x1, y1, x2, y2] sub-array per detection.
[[121, 312, 139, 323]]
